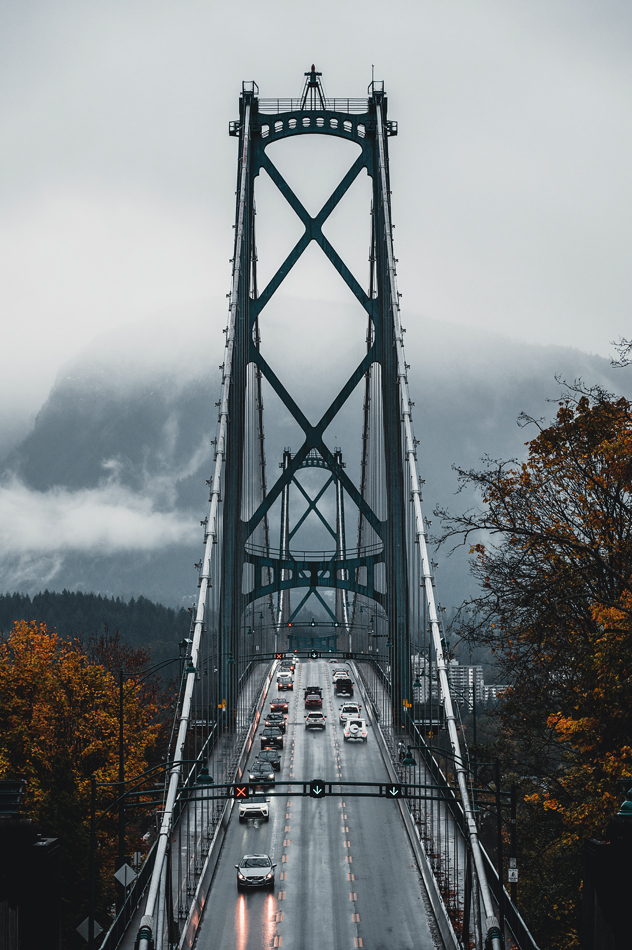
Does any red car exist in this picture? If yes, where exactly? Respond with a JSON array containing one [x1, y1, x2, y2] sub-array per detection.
[[305, 692, 322, 708], [270, 699, 288, 713]]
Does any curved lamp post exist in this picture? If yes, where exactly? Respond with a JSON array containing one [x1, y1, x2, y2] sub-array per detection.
[[117, 652, 188, 910], [89, 759, 213, 949]]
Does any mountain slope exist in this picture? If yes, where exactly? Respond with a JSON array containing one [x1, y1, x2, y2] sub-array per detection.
[[1, 301, 629, 609]]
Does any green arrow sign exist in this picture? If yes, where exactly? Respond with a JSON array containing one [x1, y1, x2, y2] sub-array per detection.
[[310, 779, 326, 798]]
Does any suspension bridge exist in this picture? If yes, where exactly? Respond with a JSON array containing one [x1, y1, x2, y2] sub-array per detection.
[[94, 69, 539, 950]]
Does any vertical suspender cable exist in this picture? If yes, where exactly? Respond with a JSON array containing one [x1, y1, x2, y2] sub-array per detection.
[[135, 98, 252, 950], [374, 97, 501, 950]]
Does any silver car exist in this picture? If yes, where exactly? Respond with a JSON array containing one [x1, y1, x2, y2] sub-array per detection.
[[235, 853, 276, 890]]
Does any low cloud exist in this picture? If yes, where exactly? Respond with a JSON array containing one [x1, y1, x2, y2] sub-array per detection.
[[0, 476, 198, 556]]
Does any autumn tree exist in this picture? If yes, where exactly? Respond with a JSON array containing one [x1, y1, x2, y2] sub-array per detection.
[[0, 620, 164, 946], [438, 387, 632, 949]]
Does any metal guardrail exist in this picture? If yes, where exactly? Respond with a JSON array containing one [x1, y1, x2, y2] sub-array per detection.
[[258, 97, 369, 114], [244, 541, 383, 561], [98, 725, 220, 950], [481, 848, 541, 950]]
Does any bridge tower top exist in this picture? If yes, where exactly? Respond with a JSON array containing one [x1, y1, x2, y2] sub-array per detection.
[[133, 69, 506, 950], [300, 64, 326, 110]]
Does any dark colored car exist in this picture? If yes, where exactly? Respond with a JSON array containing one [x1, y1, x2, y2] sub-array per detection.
[[249, 761, 275, 785], [270, 698, 289, 713], [260, 726, 283, 749], [305, 692, 322, 708], [303, 685, 322, 696], [264, 712, 286, 732], [257, 748, 281, 771], [334, 677, 354, 697], [277, 672, 293, 690]]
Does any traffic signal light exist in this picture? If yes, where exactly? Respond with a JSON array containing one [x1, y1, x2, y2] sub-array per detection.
[[311, 618, 315, 626], [234, 784, 249, 799], [309, 779, 326, 799], [310, 650, 318, 659], [275, 653, 283, 660], [385, 783, 402, 798]]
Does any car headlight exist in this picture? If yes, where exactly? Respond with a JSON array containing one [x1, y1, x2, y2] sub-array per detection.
[[265, 872, 274, 879], [238, 873, 246, 880]]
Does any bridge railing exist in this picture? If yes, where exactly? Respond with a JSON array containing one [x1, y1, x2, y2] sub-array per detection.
[[355, 657, 540, 950], [258, 97, 369, 114], [99, 657, 273, 950]]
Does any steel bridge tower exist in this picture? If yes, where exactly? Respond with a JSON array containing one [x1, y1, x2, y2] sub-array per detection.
[[132, 71, 509, 950], [220, 67, 410, 727]]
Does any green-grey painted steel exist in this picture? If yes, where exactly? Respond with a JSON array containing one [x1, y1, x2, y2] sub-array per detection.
[[221, 76, 409, 730]]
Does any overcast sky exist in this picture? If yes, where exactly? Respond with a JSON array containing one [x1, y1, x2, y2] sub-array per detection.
[[2, 0, 631, 443]]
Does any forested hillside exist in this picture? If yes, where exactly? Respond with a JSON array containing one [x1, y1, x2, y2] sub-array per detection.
[[0, 590, 191, 665]]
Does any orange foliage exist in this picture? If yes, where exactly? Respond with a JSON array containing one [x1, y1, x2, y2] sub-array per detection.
[[0, 620, 163, 936], [441, 389, 632, 949]]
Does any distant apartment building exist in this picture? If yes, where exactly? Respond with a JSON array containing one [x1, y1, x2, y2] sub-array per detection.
[[411, 653, 503, 709], [484, 684, 509, 704]]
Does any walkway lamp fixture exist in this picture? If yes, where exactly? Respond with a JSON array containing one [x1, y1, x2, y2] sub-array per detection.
[[89, 759, 213, 950], [117, 656, 183, 912]]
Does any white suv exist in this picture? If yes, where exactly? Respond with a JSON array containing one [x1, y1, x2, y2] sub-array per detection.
[[238, 794, 270, 822], [343, 718, 368, 742]]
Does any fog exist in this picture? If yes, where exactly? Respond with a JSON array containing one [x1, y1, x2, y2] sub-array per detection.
[[2, 0, 632, 600], [2, 1, 632, 452], [2, 295, 630, 605]]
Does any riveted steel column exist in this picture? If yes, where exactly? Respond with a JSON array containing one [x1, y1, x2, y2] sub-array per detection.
[[372, 88, 410, 730], [219, 85, 256, 729]]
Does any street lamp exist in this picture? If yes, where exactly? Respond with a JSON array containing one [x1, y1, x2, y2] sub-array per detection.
[[117, 656, 183, 911], [89, 759, 214, 949]]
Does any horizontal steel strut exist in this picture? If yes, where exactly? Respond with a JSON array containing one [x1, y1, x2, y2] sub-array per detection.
[[134, 70, 507, 950], [373, 90, 502, 950]]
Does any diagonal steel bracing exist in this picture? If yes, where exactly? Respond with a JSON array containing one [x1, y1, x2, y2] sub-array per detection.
[[134, 70, 510, 950], [219, 72, 409, 725]]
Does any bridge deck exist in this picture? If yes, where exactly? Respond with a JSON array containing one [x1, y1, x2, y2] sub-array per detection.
[[193, 657, 439, 950]]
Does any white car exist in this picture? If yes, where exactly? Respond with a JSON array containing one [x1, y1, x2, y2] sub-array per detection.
[[238, 794, 270, 822], [332, 669, 349, 681], [235, 853, 276, 890], [305, 711, 327, 729], [339, 702, 361, 724], [343, 718, 368, 742]]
